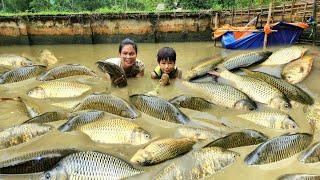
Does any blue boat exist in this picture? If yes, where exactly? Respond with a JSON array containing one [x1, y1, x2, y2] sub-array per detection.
[[219, 22, 308, 49]]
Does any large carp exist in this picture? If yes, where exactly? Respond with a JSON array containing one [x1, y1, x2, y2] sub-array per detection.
[[129, 94, 190, 124], [0, 54, 33, 68], [245, 133, 312, 165], [243, 69, 314, 105], [217, 69, 291, 111], [130, 138, 195, 166], [0, 148, 78, 174], [184, 57, 224, 81], [222, 51, 272, 70], [281, 55, 313, 84], [155, 147, 239, 180], [79, 119, 151, 145], [261, 46, 307, 65], [182, 81, 256, 111], [72, 93, 140, 119], [0, 65, 46, 84], [41, 151, 143, 180], [27, 81, 91, 99], [38, 64, 97, 81]]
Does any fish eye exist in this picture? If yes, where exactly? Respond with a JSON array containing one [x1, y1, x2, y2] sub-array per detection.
[[144, 134, 150, 139], [45, 172, 51, 179], [284, 104, 289, 108]]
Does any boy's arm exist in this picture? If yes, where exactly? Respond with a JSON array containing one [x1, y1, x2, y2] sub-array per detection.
[[151, 71, 158, 79]]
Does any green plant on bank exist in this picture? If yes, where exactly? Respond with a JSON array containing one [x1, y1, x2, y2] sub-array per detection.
[[0, 0, 302, 15]]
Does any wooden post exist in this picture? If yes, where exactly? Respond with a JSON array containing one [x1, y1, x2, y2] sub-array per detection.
[[263, 2, 273, 50], [240, 2, 243, 26], [231, 6, 235, 26], [313, 0, 317, 46], [214, 12, 219, 29], [214, 12, 219, 47]]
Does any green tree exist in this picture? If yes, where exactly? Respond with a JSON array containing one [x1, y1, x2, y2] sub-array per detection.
[[29, 0, 51, 12], [3, 0, 31, 12]]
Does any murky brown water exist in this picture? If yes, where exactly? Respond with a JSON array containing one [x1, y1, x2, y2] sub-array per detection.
[[0, 42, 319, 180]]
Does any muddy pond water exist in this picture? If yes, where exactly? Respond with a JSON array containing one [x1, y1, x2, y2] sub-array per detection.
[[0, 42, 319, 180]]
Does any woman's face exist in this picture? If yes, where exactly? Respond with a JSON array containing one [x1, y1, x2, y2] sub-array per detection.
[[119, 44, 137, 69]]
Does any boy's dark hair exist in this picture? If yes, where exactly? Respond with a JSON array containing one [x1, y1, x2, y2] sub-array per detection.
[[119, 38, 138, 54], [157, 47, 176, 63]]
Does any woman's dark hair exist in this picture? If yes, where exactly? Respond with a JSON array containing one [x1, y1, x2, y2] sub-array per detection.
[[157, 47, 176, 63], [119, 38, 138, 54]]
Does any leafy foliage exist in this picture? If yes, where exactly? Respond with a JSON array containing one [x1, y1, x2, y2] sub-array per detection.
[[0, 0, 295, 13]]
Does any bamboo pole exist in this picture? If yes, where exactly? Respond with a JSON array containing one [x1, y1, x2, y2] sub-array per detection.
[[214, 12, 219, 47], [263, 2, 273, 50], [313, 0, 317, 46]]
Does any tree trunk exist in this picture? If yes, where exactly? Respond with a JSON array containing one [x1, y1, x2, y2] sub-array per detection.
[[1, 0, 4, 11]]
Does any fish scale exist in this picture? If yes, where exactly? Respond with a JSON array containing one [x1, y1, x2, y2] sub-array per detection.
[[220, 69, 290, 111], [42, 151, 143, 180], [154, 147, 239, 180], [205, 129, 268, 149], [278, 173, 320, 180], [0, 123, 53, 150], [261, 46, 307, 66], [299, 142, 320, 163], [28, 81, 91, 99], [0, 148, 78, 174], [184, 57, 224, 81], [169, 95, 213, 111], [129, 94, 190, 124], [182, 81, 256, 111], [245, 133, 312, 165], [0, 54, 32, 68], [243, 69, 314, 105], [38, 64, 97, 81], [0, 65, 45, 84], [237, 111, 298, 130], [222, 51, 272, 70], [59, 110, 106, 132], [23, 111, 68, 124], [176, 126, 228, 140], [73, 93, 140, 119], [281, 55, 313, 84], [79, 119, 151, 145], [130, 138, 196, 165]]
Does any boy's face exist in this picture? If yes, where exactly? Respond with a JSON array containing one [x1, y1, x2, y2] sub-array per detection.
[[159, 59, 175, 74], [119, 44, 137, 69]]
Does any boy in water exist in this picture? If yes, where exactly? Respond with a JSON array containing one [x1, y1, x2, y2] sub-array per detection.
[[151, 47, 182, 86]]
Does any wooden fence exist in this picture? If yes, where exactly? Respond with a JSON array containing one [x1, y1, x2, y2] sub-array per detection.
[[218, 1, 320, 44]]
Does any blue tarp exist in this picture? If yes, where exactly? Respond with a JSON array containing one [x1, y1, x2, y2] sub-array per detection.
[[221, 22, 306, 49]]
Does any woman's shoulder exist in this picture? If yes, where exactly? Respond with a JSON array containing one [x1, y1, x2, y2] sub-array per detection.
[[104, 57, 121, 66]]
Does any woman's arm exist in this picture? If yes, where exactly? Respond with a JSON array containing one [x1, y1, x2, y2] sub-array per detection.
[[136, 70, 144, 77]]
